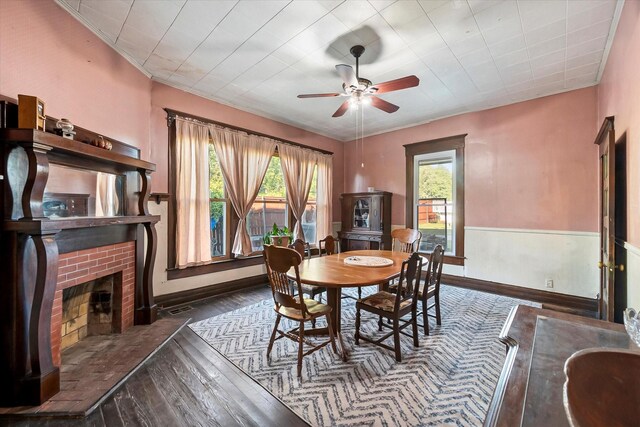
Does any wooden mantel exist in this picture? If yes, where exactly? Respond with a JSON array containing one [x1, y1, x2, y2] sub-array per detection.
[[0, 118, 159, 406]]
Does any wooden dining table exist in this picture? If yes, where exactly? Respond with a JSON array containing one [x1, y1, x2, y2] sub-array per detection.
[[287, 249, 414, 359]]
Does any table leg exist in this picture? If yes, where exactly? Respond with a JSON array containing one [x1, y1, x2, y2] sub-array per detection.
[[327, 287, 348, 361]]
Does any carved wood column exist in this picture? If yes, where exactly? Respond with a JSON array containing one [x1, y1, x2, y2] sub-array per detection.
[[22, 142, 50, 219], [12, 231, 61, 405], [135, 169, 157, 324]]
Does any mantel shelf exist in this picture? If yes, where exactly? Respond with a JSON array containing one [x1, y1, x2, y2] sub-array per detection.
[[3, 215, 160, 233], [0, 129, 155, 172]]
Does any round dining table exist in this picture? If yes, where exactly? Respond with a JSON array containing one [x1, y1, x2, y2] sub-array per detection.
[[286, 250, 415, 359]]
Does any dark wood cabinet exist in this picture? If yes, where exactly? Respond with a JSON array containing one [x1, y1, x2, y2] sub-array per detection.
[[338, 191, 391, 251]]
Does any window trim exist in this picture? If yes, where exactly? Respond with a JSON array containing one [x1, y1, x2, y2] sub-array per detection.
[[165, 108, 331, 278], [404, 134, 466, 266]]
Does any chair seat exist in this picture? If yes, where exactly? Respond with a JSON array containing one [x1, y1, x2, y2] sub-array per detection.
[[276, 297, 331, 320], [359, 291, 412, 313], [388, 282, 436, 299]]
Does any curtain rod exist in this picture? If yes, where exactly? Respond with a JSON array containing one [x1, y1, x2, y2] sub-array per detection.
[[164, 108, 333, 156]]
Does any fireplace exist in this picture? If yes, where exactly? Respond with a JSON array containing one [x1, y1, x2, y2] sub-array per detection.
[[0, 101, 159, 407], [50, 242, 136, 366]]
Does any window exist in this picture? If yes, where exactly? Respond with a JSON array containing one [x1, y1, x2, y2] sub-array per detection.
[[405, 134, 465, 265], [247, 156, 289, 252], [167, 109, 331, 278], [414, 151, 455, 254], [302, 167, 318, 245], [209, 146, 229, 259]]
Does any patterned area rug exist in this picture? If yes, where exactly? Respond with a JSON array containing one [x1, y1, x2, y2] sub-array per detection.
[[190, 286, 537, 426]]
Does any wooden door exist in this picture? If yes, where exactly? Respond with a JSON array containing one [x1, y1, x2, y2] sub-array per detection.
[[596, 117, 615, 321]]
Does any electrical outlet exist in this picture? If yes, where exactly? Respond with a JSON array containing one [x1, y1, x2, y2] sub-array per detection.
[[545, 279, 554, 288]]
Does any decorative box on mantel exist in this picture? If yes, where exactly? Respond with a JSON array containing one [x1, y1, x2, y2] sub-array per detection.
[[0, 102, 160, 406]]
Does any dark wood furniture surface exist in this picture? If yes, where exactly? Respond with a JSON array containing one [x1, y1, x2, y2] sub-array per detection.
[[0, 107, 159, 407], [338, 191, 391, 252], [484, 305, 630, 427]]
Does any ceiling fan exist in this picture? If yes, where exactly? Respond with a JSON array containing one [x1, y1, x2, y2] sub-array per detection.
[[297, 45, 420, 117]]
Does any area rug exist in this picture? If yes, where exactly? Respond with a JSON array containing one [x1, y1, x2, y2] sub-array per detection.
[[190, 286, 537, 427]]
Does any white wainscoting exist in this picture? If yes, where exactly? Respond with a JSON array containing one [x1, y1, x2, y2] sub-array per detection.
[[464, 227, 599, 298], [624, 242, 640, 308]]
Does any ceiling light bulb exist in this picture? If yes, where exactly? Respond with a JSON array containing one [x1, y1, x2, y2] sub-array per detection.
[[361, 96, 372, 106]]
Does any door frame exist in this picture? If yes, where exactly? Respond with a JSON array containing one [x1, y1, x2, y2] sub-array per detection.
[[595, 116, 615, 321]]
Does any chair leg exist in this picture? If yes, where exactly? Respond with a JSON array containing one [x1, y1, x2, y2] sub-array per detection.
[[297, 321, 305, 378], [378, 315, 383, 331], [422, 300, 430, 336], [435, 295, 442, 325], [393, 317, 402, 362], [311, 318, 316, 328], [267, 314, 281, 359], [412, 310, 419, 347], [355, 308, 361, 344], [326, 314, 338, 355], [358, 286, 362, 299]]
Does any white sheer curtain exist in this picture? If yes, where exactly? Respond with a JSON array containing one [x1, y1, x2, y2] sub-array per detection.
[[278, 143, 317, 242], [175, 119, 211, 269], [209, 126, 276, 256], [316, 153, 333, 241]]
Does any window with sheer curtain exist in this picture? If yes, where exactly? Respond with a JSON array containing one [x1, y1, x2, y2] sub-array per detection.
[[168, 111, 333, 274]]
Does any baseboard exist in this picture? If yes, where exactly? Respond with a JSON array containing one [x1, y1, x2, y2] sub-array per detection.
[[442, 274, 598, 314], [155, 274, 268, 308]]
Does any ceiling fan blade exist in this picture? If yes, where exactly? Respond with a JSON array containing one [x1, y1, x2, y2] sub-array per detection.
[[297, 93, 342, 98], [371, 96, 399, 113], [371, 75, 419, 94], [336, 64, 358, 88], [332, 100, 351, 117]]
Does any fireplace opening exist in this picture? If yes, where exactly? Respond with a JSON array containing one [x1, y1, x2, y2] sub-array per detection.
[[60, 272, 123, 351]]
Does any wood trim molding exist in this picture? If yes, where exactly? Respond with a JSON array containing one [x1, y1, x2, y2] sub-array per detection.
[[166, 256, 264, 280], [593, 116, 614, 145], [442, 274, 598, 314], [155, 275, 268, 308], [405, 134, 465, 260]]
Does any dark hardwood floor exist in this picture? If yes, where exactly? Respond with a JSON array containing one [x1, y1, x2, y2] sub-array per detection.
[[4, 284, 308, 427]]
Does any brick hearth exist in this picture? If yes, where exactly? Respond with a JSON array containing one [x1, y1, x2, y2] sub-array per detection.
[[51, 242, 135, 366]]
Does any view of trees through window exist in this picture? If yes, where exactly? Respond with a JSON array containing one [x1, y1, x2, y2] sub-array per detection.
[[209, 147, 318, 257], [416, 157, 454, 253]]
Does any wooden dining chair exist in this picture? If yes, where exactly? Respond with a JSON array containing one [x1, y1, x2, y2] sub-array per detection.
[[289, 239, 326, 303], [388, 244, 444, 335], [318, 235, 339, 256], [391, 228, 422, 253], [263, 245, 340, 378], [354, 252, 423, 362], [417, 244, 445, 335]]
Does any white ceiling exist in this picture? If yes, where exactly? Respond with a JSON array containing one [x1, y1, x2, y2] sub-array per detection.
[[57, 0, 623, 141]]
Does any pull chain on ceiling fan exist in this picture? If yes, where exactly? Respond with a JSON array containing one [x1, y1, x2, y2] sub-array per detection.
[[297, 45, 420, 117]]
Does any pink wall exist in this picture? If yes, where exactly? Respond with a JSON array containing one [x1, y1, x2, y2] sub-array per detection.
[[344, 87, 599, 232], [597, 0, 640, 247], [0, 0, 151, 157], [150, 82, 344, 220]]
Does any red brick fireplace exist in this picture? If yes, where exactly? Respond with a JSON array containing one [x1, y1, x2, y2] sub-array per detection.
[[51, 242, 136, 367]]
